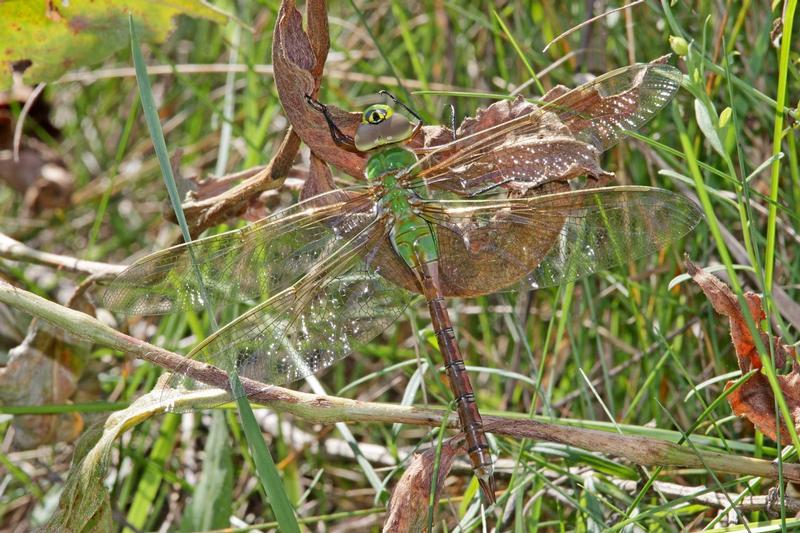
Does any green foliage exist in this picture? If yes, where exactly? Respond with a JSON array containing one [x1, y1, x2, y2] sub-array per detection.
[[2, 0, 800, 530], [41, 384, 229, 532], [129, 17, 300, 531], [179, 412, 233, 531], [0, 0, 225, 90]]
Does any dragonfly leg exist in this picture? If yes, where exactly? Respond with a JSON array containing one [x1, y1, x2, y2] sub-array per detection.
[[304, 94, 360, 153]]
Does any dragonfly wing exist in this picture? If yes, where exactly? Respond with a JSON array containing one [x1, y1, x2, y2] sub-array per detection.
[[419, 186, 701, 296], [404, 62, 681, 197], [549, 62, 682, 152], [170, 214, 412, 393], [103, 187, 378, 315]]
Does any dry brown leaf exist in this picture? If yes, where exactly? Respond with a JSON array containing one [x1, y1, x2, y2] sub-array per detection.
[[301, 152, 336, 201], [687, 260, 800, 442], [272, 1, 649, 197], [272, 0, 365, 179], [0, 91, 73, 213], [273, 0, 456, 189], [0, 320, 84, 448], [384, 440, 459, 533], [457, 94, 543, 137]]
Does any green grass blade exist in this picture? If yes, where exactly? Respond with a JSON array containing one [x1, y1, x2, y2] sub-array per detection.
[[491, 8, 544, 96], [129, 17, 300, 532], [123, 413, 179, 532], [179, 411, 233, 531], [764, 0, 797, 293]]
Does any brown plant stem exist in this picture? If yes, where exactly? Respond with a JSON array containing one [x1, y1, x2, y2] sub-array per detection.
[[174, 0, 332, 237], [179, 128, 300, 237], [0, 233, 122, 278], [1, 278, 798, 485], [57, 63, 462, 92], [612, 479, 800, 515]]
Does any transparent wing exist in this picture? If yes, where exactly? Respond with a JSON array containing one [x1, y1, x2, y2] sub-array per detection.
[[103, 187, 378, 315], [547, 62, 682, 151], [404, 63, 681, 196], [170, 214, 412, 394], [419, 186, 700, 297]]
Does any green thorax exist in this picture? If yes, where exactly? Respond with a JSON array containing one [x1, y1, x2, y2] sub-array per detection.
[[365, 145, 418, 183], [365, 145, 438, 271]]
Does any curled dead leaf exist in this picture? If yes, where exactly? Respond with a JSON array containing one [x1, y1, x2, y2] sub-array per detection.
[[273, 0, 365, 179], [273, 0, 458, 190], [687, 260, 800, 442], [275, 2, 668, 199], [384, 440, 459, 533], [456, 94, 542, 137], [685, 260, 766, 371]]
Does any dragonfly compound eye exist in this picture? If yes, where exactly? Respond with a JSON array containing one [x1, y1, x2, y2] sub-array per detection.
[[363, 104, 393, 124]]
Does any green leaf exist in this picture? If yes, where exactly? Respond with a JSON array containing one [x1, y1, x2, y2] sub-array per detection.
[[0, 0, 226, 90], [179, 411, 233, 531], [693, 98, 725, 157], [124, 413, 180, 531], [718, 106, 732, 129]]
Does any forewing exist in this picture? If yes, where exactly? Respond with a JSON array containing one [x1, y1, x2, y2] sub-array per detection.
[[170, 215, 412, 393], [103, 188, 377, 315], [419, 186, 701, 296], [404, 62, 681, 196], [548, 62, 682, 151]]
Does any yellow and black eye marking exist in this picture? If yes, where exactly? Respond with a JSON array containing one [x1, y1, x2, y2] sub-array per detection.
[[363, 104, 393, 125]]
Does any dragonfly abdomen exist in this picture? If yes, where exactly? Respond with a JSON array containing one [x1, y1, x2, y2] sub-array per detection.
[[389, 213, 438, 272], [420, 263, 496, 503]]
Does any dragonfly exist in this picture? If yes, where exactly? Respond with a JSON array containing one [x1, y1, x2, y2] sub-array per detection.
[[103, 61, 700, 503]]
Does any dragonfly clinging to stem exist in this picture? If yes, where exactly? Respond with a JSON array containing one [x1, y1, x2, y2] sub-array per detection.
[[104, 60, 699, 503]]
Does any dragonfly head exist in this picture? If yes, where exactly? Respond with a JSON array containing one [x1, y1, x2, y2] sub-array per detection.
[[355, 103, 418, 151]]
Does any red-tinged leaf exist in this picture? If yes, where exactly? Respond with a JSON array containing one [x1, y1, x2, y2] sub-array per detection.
[[0, 0, 226, 90], [686, 261, 765, 370], [726, 370, 800, 442], [687, 260, 800, 442], [301, 152, 336, 201], [456, 95, 542, 137], [273, 0, 456, 187], [446, 95, 611, 193], [384, 440, 459, 532]]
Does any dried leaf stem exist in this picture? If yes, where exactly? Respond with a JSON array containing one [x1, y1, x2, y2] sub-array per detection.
[[180, 128, 300, 237], [0, 232, 122, 278], [0, 278, 797, 485]]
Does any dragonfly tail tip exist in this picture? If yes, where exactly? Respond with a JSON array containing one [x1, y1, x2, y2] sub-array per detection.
[[477, 472, 497, 505]]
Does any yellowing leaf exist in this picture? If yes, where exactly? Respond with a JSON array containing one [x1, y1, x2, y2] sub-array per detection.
[[42, 378, 228, 533], [0, 0, 226, 90]]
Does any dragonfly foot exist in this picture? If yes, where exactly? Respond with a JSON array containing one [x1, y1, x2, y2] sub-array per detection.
[[304, 94, 326, 112]]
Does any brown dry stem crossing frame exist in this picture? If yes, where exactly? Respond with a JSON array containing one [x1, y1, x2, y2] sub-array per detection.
[[0, 278, 796, 488]]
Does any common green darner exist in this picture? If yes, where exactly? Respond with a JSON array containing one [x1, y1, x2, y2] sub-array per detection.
[[103, 61, 700, 503]]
